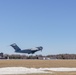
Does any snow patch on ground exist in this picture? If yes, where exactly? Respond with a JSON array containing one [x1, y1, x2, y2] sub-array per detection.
[[0, 67, 76, 74], [39, 68, 76, 71], [0, 67, 50, 74]]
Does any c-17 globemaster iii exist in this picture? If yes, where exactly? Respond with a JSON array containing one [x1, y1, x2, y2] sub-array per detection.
[[10, 43, 43, 54]]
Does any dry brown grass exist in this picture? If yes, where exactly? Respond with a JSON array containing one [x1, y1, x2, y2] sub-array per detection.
[[0, 59, 76, 75], [26, 72, 76, 75], [0, 59, 76, 68], [7, 72, 76, 75]]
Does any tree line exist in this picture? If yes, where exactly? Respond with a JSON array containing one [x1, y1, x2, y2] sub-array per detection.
[[1, 54, 76, 59]]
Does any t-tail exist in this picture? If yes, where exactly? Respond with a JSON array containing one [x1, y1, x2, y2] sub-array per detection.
[[10, 43, 21, 52]]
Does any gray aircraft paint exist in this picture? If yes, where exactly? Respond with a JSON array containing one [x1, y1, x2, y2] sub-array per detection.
[[10, 43, 43, 54]]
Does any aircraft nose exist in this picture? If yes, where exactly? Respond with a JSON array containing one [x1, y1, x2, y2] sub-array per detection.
[[40, 46, 43, 50], [37, 46, 43, 50]]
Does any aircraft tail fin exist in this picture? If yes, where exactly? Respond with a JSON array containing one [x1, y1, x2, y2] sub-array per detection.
[[10, 43, 21, 52]]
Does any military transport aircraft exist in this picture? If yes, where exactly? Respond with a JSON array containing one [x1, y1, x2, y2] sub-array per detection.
[[10, 43, 43, 54]]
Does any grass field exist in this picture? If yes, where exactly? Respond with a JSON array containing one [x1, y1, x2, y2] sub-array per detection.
[[0, 59, 76, 68], [0, 59, 76, 75]]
